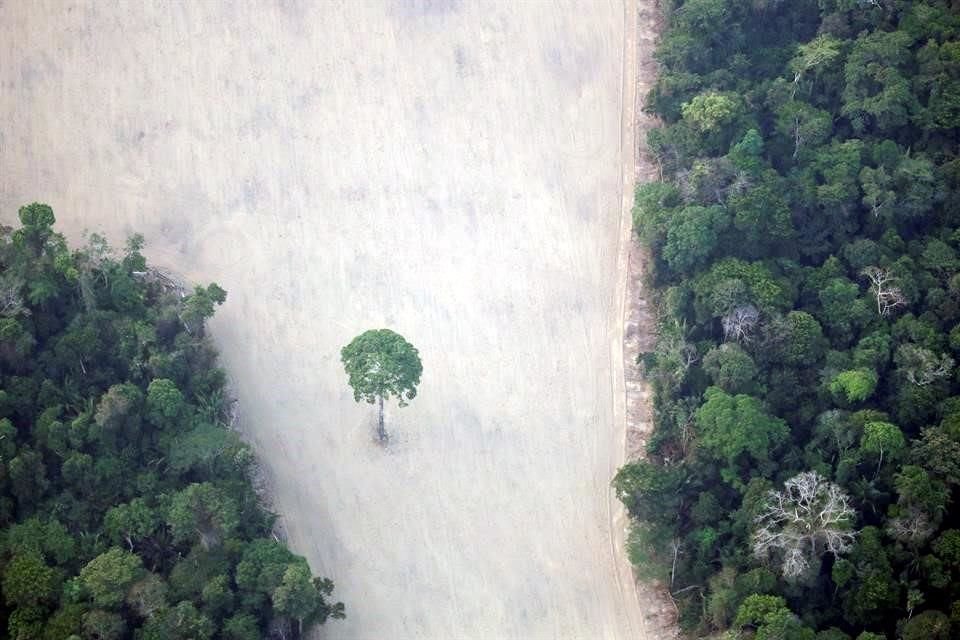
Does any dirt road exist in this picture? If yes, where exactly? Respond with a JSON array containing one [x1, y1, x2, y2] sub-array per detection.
[[1, 1, 654, 637]]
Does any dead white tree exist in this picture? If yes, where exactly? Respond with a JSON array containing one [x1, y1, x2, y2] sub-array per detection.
[[896, 344, 954, 386], [753, 471, 857, 580], [722, 304, 760, 343], [861, 266, 907, 316], [0, 274, 25, 317], [887, 507, 936, 546]]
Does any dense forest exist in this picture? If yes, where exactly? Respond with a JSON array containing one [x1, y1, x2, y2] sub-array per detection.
[[0, 204, 343, 639], [615, 0, 960, 638]]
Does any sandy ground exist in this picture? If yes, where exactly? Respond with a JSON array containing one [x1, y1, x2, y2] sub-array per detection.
[[1, 1, 657, 637]]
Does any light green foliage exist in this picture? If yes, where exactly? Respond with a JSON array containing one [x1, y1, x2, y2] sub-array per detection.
[[13, 202, 56, 253], [145, 378, 185, 424], [180, 284, 227, 334], [735, 594, 816, 639], [79, 548, 144, 609], [921, 239, 959, 278], [728, 129, 764, 173], [790, 34, 843, 83], [682, 92, 741, 132], [273, 563, 325, 629], [235, 538, 301, 602], [695, 387, 788, 485], [2, 552, 60, 607], [340, 329, 423, 406], [830, 369, 879, 403], [860, 421, 906, 470], [342, 329, 423, 441]]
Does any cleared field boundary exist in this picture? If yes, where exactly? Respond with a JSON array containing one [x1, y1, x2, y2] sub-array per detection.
[[611, 0, 679, 636]]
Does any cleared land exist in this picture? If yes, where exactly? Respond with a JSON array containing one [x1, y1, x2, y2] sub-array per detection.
[[0, 1, 652, 637]]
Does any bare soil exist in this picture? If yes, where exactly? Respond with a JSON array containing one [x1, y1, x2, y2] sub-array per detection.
[[1, 1, 668, 637]]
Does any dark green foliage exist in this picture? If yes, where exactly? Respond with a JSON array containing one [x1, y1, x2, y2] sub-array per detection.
[[0, 213, 342, 638], [617, 0, 960, 637]]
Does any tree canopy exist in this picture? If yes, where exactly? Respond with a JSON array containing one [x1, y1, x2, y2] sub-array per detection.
[[341, 328, 422, 441], [341, 329, 422, 406], [616, 0, 960, 637], [0, 207, 343, 638]]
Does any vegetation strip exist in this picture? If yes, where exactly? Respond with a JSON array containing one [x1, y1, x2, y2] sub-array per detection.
[[614, 1, 960, 638], [0, 206, 342, 639]]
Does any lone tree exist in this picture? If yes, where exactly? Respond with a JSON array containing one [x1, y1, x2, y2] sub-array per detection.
[[341, 329, 422, 442]]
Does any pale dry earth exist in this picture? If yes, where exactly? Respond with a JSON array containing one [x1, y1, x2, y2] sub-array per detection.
[[619, 0, 680, 634], [2, 1, 658, 638]]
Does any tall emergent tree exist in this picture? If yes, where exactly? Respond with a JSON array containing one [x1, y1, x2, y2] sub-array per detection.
[[752, 472, 857, 580], [341, 329, 422, 442]]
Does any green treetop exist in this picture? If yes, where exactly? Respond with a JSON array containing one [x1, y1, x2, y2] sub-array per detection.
[[341, 329, 423, 443]]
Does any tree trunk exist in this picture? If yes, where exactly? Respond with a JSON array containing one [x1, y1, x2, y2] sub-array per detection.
[[377, 395, 386, 443], [873, 447, 883, 481]]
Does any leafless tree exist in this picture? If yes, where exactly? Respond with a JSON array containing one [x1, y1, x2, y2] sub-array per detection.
[[753, 471, 857, 580], [722, 304, 760, 343], [0, 274, 25, 317], [897, 344, 954, 386], [887, 507, 936, 546], [729, 170, 754, 197], [652, 319, 698, 386], [676, 157, 736, 205], [791, 113, 805, 158], [659, 334, 698, 382], [861, 266, 907, 316]]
